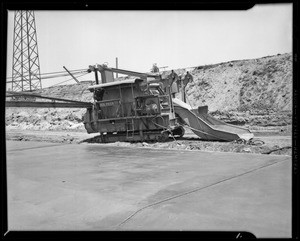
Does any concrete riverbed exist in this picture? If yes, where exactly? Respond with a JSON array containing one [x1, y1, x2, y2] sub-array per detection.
[[6, 140, 291, 238]]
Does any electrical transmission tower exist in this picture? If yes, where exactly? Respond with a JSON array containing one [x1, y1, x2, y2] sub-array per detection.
[[11, 10, 42, 92]]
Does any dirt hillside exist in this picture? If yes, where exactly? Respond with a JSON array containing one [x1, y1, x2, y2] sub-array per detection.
[[183, 53, 292, 126], [5, 53, 292, 131]]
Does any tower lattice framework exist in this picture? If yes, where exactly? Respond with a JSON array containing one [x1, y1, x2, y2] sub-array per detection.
[[12, 10, 42, 92]]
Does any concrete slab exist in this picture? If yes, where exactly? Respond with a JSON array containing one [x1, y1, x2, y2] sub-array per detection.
[[6, 140, 69, 151], [6, 141, 291, 238], [119, 159, 291, 238]]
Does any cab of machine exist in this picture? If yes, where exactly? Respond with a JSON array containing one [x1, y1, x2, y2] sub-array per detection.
[[88, 78, 167, 119]]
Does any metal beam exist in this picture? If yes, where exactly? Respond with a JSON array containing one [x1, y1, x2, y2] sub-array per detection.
[[116, 57, 118, 78], [6, 91, 92, 105], [6, 91, 41, 96], [6, 101, 92, 108], [97, 65, 159, 79], [11, 11, 42, 92], [63, 66, 80, 83]]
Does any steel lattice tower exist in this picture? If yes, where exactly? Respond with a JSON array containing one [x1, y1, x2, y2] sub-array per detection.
[[11, 10, 42, 92]]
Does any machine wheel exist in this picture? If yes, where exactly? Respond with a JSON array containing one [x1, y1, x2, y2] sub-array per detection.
[[171, 126, 185, 138], [158, 131, 170, 142], [100, 133, 107, 143]]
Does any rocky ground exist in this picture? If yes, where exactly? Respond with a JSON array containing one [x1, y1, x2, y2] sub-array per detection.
[[5, 53, 293, 155], [6, 126, 292, 156]]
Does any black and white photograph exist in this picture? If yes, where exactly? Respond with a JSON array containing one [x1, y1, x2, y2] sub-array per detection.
[[3, 2, 295, 239]]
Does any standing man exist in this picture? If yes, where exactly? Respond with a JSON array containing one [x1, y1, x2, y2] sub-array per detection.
[[181, 71, 193, 103], [151, 63, 160, 73]]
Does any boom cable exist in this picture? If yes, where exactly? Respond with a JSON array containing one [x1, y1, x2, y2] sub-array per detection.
[[6, 68, 88, 79], [7, 71, 88, 82], [49, 72, 90, 87]]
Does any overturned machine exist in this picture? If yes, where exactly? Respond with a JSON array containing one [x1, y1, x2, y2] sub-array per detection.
[[83, 64, 187, 142], [6, 63, 254, 143]]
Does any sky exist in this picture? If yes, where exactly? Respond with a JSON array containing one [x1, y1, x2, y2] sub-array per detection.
[[6, 4, 292, 88]]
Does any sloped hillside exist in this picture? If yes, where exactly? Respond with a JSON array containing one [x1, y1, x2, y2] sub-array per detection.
[[184, 53, 292, 126], [5, 53, 292, 131], [185, 53, 292, 113]]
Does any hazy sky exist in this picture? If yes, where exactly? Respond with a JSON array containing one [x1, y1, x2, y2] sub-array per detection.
[[6, 4, 292, 88]]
